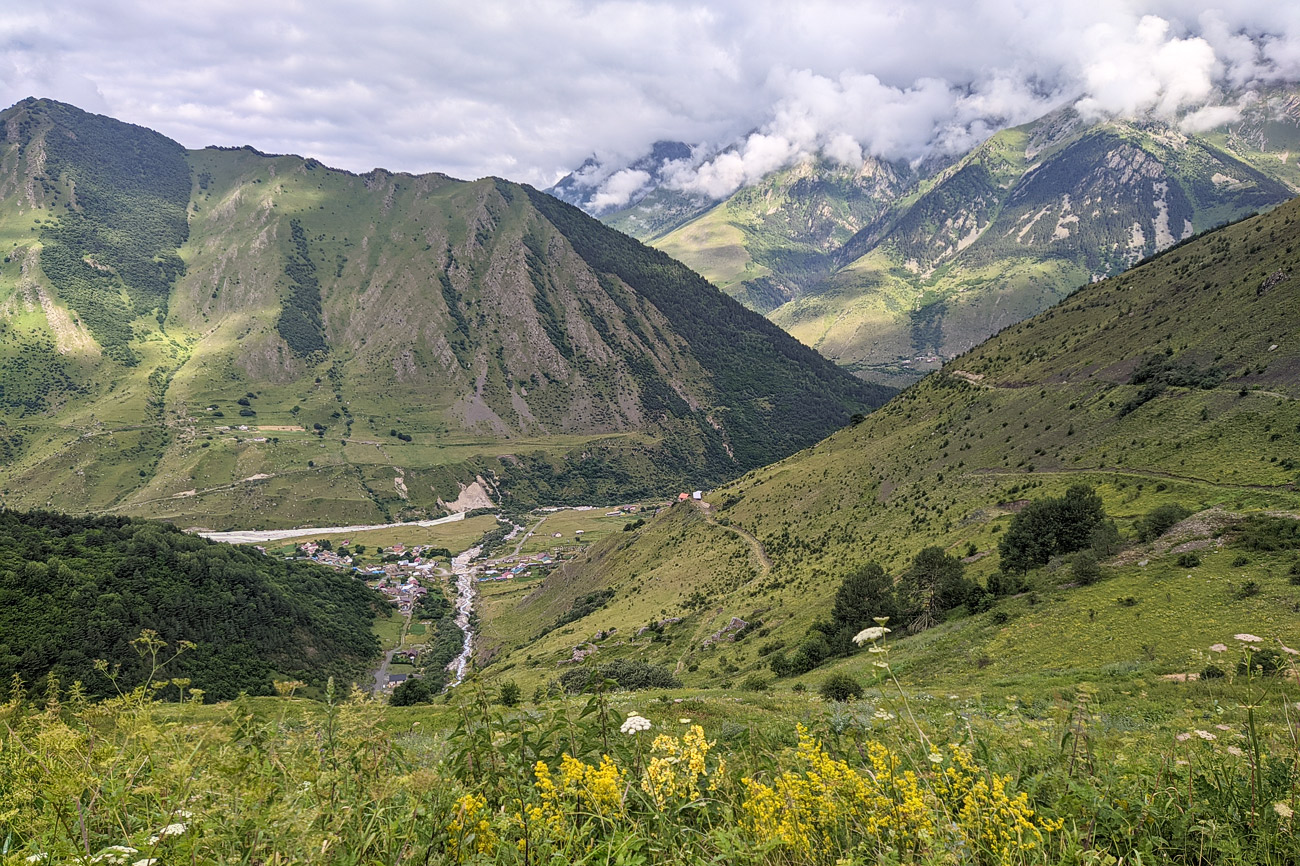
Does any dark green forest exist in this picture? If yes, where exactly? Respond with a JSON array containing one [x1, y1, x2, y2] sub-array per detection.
[[0, 510, 383, 700]]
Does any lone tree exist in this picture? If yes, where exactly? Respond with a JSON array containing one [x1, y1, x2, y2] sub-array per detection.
[[899, 547, 972, 632]]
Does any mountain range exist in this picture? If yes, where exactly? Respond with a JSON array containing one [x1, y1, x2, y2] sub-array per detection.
[[0, 98, 888, 529], [554, 88, 1300, 386]]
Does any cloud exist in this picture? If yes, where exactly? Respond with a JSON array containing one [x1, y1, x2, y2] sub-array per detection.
[[588, 168, 652, 211], [0, 1, 1298, 198]]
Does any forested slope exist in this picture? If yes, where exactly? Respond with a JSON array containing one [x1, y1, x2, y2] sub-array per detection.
[[0, 510, 383, 698]]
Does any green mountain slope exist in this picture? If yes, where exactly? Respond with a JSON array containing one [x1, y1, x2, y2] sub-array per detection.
[[0, 509, 382, 699], [601, 93, 1300, 387], [476, 195, 1300, 695], [0, 99, 890, 529]]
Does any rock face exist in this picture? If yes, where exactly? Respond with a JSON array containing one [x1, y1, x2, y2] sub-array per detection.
[[0, 98, 890, 528]]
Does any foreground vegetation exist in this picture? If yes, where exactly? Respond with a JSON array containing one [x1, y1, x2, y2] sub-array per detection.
[[3, 630, 1299, 865]]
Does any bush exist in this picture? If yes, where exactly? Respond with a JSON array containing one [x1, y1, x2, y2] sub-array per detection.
[[1233, 580, 1261, 600], [558, 660, 681, 694], [1137, 504, 1191, 542], [1231, 555, 1250, 567], [1232, 516, 1300, 551], [819, 673, 863, 702], [1238, 648, 1284, 677], [1071, 551, 1102, 585], [740, 672, 772, 692], [1176, 552, 1201, 568], [499, 679, 521, 707], [1200, 664, 1225, 680]]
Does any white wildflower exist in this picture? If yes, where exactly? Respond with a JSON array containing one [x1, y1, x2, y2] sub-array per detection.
[[1276, 802, 1295, 819], [1194, 729, 1216, 741], [927, 752, 944, 764], [91, 847, 138, 865], [678, 718, 691, 724], [1175, 732, 1192, 742], [1235, 633, 1263, 643], [132, 860, 159, 866], [159, 823, 186, 836], [852, 626, 891, 646], [1215, 724, 1231, 731], [24, 855, 47, 864], [1281, 644, 1300, 656], [620, 714, 652, 735], [873, 709, 895, 721], [1209, 643, 1227, 653], [1227, 746, 1245, 757]]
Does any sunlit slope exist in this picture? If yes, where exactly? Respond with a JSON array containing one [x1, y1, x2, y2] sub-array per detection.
[[478, 197, 1300, 694], [0, 99, 889, 528]]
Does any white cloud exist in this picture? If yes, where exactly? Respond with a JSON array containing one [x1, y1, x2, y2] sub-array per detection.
[[588, 168, 652, 211], [0, 1, 1297, 195]]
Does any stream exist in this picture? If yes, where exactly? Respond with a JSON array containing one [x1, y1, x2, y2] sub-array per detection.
[[445, 520, 526, 688]]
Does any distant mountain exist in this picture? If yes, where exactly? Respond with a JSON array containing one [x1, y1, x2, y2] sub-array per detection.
[[577, 89, 1300, 386], [0, 99, 890, 529], [477, 194, 1300, 690]]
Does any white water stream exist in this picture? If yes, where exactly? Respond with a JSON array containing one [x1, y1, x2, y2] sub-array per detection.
[[447, 545, 482, 687]]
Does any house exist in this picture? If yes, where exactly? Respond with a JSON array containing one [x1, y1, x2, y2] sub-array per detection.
[[678, 492, 690, 502], [692, 491, 702, 500]]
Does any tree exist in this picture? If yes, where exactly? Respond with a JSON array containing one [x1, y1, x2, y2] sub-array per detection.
[[388, 676, 433, 706], [999, 485, 1107, 573], [830, 562, 899, 633], [899, 547, 972, 632]]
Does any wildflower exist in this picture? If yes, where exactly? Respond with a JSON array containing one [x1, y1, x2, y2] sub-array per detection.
[[1215, 724, 1231, 731], [679, 718, 692, 724], [1235, 633, 1263, 643], [1194, 730, 1216, 741], [1275, 802, 1295, 819], [1227, 746, 1245, 757], [1209, 643, 1228, 653], [1175, 733, 1192, 741], [132, 860, 159, 866], [1281, 643, 1300, 656], [928, 751, 944, 764], [852, 626, 891, 645], [91, 848, 138, 865], [24, 856, 46, 864], [874, 709, 895, 721], [620, 714, 652, 734]]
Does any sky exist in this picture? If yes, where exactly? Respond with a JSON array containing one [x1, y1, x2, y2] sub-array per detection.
[[4, 1, 1300, 207]]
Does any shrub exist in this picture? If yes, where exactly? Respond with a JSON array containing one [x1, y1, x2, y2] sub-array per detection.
[[740, 672, 772, 692], [1232, 516, 1300, 551], [1238, 648, 1284, 676], [819, 673, 863, 702], [558, 660, 681, 694], [1072, 551, 1102, 585], [1232, 555, 1250, 567], [1233, 580, 1261, 600], [1176, 552, 1201, 568], [499, 679, 521, 707], [1137, 504, 1191, 542], [1200, 664, 1225, 680]]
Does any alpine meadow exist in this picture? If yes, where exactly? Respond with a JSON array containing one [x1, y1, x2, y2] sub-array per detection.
[[5, 14, 1300, 866]]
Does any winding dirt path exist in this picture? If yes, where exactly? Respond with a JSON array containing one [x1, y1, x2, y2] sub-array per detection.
[[692, 500, 772, 573]]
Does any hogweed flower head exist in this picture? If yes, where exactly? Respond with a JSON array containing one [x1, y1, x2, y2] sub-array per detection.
[[621, 713, 652, 735], [853, 625, 891, 646], [1235, 633, 1263, 643]]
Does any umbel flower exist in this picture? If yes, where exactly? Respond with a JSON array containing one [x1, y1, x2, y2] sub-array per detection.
[[620, 713, 652, 735], [852, 624, 892, 646]]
